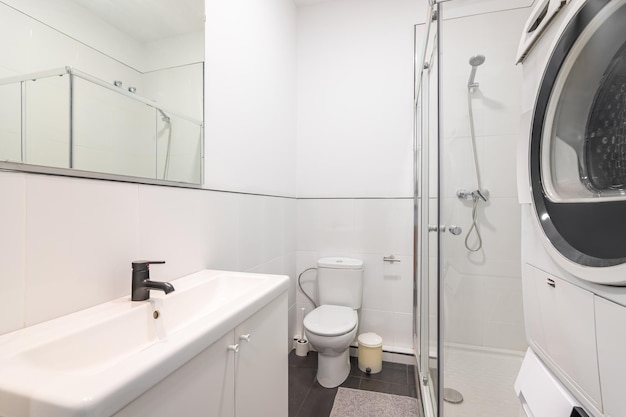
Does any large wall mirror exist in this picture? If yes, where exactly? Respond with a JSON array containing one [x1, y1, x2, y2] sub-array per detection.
[[0, 0, 205, 185]]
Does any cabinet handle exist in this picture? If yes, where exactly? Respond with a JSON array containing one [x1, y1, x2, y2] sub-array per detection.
[[227, 344, 240, 353], [240, 333, 252, 342]]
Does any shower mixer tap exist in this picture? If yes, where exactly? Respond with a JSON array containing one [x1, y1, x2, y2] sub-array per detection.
[[456, 189, 489, 201]]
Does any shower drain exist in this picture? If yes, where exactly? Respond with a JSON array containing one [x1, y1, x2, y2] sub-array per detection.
[[443, 387, 464, 404]]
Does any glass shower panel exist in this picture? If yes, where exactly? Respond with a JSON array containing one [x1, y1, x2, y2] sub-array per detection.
[[24, 75, 70, 168], [0, 83, 22, 162], [414, 5, 440, 416], [72, 76, 156, 178], [437, 3, 526, 417]]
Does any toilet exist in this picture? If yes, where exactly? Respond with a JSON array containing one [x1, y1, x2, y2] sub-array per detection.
[[303, 257, 364, 388]]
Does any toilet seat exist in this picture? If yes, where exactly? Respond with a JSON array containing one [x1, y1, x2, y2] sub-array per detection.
[[304, 305, 357, 337]]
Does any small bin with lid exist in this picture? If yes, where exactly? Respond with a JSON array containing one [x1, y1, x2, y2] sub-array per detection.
[[357, 332, 383, 374]]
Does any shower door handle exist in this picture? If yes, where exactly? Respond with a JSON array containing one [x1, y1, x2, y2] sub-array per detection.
[[428, 225, 446, 232], [428, 225, 462, 235]]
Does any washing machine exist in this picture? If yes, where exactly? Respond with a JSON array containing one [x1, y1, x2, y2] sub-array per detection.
[[517, 0, 626, 416]]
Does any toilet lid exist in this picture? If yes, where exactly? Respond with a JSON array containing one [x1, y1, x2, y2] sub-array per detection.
[[304, 305, 357, 337]]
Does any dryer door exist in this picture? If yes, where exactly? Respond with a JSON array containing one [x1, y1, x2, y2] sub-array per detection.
[[530, 0, 626, 283]]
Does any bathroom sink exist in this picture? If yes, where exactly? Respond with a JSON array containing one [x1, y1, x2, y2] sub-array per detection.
[[18, 301, 158, 375], [151, 271, 272, 335], [0, 269, 288, 417]]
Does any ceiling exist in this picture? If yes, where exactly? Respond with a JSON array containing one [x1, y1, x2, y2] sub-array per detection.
[[71, 0, 204, 43]]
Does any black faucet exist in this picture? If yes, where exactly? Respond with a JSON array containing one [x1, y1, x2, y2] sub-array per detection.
[[131, 260, 175, 301]]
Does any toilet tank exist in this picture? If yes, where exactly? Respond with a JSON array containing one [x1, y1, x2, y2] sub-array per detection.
[[317, 257, 364, 309]]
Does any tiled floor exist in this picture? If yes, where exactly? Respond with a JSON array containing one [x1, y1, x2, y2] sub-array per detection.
[[289, 351, 420, 417]]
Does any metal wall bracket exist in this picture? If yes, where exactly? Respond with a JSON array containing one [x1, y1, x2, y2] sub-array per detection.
[[383, 255, 401, 263]]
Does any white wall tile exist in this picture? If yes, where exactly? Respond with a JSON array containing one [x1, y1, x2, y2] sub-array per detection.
[[481, 135, 520, 199], [297, 199, 356, 253], [0, 172, 26, 334], [204, 191, 243, 271], [295, 250, 320, 316], [390, 312, 413, 350], [353, 199, 413, 255], [24, 176, 138, 325], [359, 309, 396, 348], [7, 173, 297, 340], [137, 185, 212, 282]]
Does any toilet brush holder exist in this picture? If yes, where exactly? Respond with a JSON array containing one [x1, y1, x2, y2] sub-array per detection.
[[296, 307, 309, 356], [296, 339, 309, 356]]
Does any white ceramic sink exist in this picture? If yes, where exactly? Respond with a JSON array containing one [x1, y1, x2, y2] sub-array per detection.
[[151, 271, 269, 336], [18, 302, 158, 375], [0, 269, 288, 417]]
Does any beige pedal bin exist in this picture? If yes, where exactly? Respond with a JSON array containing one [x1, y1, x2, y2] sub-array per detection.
[[357, 332, 383, 374]]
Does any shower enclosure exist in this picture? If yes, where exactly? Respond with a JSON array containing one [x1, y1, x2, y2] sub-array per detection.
[[0, 67, 203, 184], [413, 2, 527, 417]]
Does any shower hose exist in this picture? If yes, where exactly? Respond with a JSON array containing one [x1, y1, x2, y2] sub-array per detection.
[[465, 88, 484, 252]]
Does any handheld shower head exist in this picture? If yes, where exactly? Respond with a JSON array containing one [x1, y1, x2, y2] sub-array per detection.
[[468, 54, 486, 89], [469, 54, 486, 67]]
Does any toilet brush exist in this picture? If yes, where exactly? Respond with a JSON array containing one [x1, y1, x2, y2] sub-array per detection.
[[296, 307, 309, 356]]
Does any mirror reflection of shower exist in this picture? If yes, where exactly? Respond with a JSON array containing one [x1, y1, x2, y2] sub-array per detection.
[[457, 54, 488, 252], [126, 83, 174, 181], [157, 108, 173, 180]]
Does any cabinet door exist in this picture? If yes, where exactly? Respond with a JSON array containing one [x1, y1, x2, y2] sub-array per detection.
[[522, 264, 601, 410], [113, 330, 236, 417], [235, 293, 288, 417], [595, 296, 626, 417]]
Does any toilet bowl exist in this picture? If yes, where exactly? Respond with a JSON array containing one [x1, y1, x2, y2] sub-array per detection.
[[304, 304, 358, 388], [302, 257, 363, 388]]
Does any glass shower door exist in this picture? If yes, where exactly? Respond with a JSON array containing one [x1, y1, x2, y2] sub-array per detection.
[[414, 5, 440, 416]]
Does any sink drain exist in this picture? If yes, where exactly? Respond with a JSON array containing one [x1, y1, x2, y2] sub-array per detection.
[[443, 388, 464, 404]]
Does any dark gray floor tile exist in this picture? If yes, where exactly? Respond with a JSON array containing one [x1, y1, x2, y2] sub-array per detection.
[[340, 376, 361, 390], [296, 381, 338, 417], [364, 364, 408, 385], [407, 365, 417, 386], [349, 356, 361, 376], [288, 350, 318, 369], [289, 367, 317, 417], [360, 378, 411, 397]]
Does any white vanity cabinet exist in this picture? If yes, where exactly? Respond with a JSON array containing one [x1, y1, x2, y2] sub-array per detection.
[[522, 264, 602, 411], [235, 293, 288, 417], [114, 292, 288, 417]]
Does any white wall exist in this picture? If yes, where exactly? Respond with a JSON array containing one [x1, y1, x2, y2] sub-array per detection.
[[296, 0, 420, 198], [295, 0, 420, 356], [0, 0, 299, 352], [204, 0, 298, 197]]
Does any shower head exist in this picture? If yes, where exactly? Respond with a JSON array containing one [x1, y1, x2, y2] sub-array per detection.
[[469, 54, 486, 67], [468, 54, 486, 89]]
